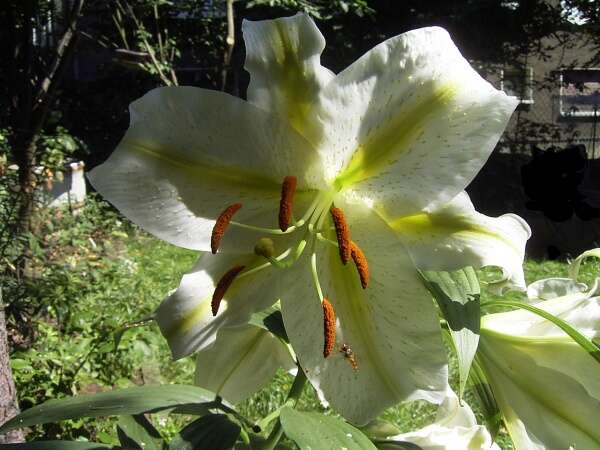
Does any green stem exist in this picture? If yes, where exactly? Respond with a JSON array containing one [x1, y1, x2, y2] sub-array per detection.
[[259, 366, 308, 450]]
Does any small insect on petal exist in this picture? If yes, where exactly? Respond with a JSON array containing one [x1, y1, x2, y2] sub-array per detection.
[[212, 265, 245, 316], [211, 203, 243, 254], [322, 298, 336, 358], [350, 241, 370, 289], [340, 343, 358, 371], [330, 207, 351, 264], [278, 176, 297, 232]]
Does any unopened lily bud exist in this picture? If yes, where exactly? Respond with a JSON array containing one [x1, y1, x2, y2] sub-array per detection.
[[254, 237, 275, 258]]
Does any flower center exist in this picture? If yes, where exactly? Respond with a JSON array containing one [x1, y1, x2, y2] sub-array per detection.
[[209, 176, 370, 362]]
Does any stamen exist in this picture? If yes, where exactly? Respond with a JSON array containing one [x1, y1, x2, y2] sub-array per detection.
[[212, 265, 245, 316], [278, 176, 297, 232], [330, 207, 351, 264], [350, 241, 370, 289], [322, 298, 336, 358], [211, 203, 243, 254]]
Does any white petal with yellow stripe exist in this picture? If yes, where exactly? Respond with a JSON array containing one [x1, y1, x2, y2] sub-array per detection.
[[280, 200, 448, 425], [155, 252, 282, 359], [313, 27, 517, 216], [388, 191, 530, 292], [88, 86, 325, 253], [243, 13, 334, 138], [194, 324, 295, 404]]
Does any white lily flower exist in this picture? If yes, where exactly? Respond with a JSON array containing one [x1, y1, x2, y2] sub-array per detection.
[[89, 13, 529, 424], [385, 388, 500, 450], [194, 323, 295, 404], [479, 276, 600, 449]]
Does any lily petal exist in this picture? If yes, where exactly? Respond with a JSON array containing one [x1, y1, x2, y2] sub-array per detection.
[[155, 253, 281, 359], [526, 278, 591, 302], [243, 13, 334, 138], [88, 86, 324, 252], [280, 200, 448, 425], [314, 27, 517, 215], [389, 192, 530, 293], [482, 294, 600, 340], [480, 296, 600, 449], [388, 387, 500, 450], [194, 324, 294, 404]]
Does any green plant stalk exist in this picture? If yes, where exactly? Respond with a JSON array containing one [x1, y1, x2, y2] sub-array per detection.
[[259, 366, 308, 450]]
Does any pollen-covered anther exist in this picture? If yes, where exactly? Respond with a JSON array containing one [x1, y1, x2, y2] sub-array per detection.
[[322, 298, 336, 358], [330, 207, 351, 264], [278, 176, 297, 232], [211, 265, 245, 316], [211, 203, 243, 254], [350, 241, 370, 289]]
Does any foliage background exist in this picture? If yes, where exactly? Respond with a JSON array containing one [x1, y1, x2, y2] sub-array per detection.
[[1, 0, 600, 447]]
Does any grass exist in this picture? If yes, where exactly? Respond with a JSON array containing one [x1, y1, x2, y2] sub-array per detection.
[[9, 199, 600, 447]]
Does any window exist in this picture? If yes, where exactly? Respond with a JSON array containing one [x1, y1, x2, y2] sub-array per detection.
[[500, 66, 534, 104], [559, 68, 600, 118]]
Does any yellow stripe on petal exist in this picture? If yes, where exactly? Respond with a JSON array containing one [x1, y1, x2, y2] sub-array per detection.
[[390, 210, 518, 254], [334, 82, 457, 190], [385, 192, 530, 292], [163, 297, 212, 340], [243, 14, 333, 139]]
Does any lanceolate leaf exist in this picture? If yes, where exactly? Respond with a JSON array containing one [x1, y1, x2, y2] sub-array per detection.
[[373, 442, 423, 450], [0, 385, 215, 434], [279, 407, 376, 450], [468, 356, 502, 440], [116, 415, 165, 450], [168, 414, 240, 450], [420, 267, 481, 399], [0, 442, 121, 450]]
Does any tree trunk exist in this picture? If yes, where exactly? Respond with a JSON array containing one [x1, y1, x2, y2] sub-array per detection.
[[0, 302, 24, 443]]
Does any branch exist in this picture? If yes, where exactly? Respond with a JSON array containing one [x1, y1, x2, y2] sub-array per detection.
[[221, 0, 235, 91], [34, 0, 86, 108]]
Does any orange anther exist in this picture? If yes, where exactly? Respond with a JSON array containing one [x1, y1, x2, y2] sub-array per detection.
[[211, 265, 245, 316], [278, 176, 297, 232], [322, 298, 336, 358], [330, 207, 351, 264], [350, 241, 369, 289], [211, 203, 242, 254]]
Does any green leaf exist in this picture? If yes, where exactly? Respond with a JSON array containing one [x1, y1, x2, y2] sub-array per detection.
[[0, 385, 215, 433], [279, 407, 376, 450], [248, 305, 288, 342], [373, 441, 423, 450], [420, 267, 480, 399], [168, 414, 241, 450], [116, 415, 165, 450], [468, 356, 502, 440], [0, 442, 122, 450]]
